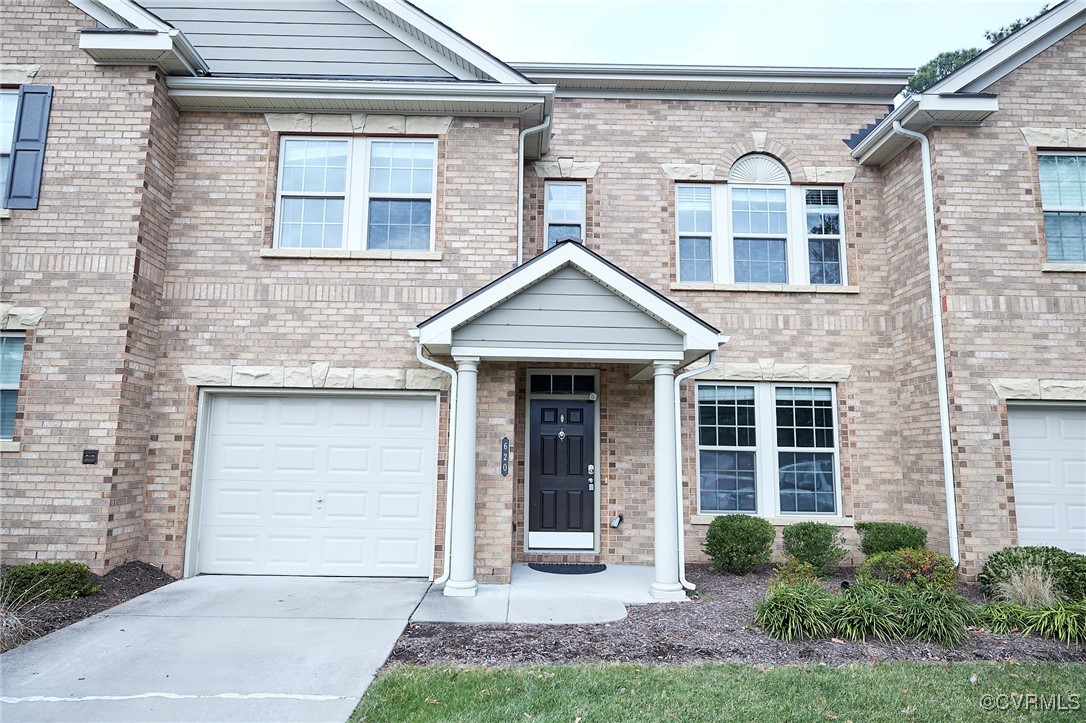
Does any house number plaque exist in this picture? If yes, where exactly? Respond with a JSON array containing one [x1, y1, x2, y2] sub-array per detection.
[[500, 436, 510, 477]]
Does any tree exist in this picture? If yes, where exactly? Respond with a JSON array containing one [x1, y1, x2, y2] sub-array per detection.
[[904, 48, 983, 96], [985, 4, 1049, 44], [904, 4, 1050, 96]]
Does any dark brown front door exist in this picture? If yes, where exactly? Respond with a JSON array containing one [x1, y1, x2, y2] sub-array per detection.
[[528, 399, 595, 547]]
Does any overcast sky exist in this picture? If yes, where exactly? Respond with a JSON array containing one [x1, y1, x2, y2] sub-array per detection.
[[413, 0, 1052, 69]]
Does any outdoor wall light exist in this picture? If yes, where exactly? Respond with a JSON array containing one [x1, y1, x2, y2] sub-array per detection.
[[609, 514, 623, 529]]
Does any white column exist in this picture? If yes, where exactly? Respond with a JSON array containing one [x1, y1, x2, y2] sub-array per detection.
[[444, 356, 479, 597], [651, 361, 685, 600]]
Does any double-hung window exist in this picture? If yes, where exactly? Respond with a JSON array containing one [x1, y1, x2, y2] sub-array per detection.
[[1038, 153, 1086, 263], [544, 180, 586, 248], [275, 137, 436, 251], [676, 154, 845, 285], [697, 382, 840, 516], [1, 334, 26, 440]]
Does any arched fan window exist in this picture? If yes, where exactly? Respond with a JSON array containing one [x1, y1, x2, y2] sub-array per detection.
[[675, 155, 845, 286], [728, 154, 790, 185]]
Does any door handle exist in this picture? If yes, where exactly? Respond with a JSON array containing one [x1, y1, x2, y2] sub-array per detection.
[[588, 464, 595, 474]]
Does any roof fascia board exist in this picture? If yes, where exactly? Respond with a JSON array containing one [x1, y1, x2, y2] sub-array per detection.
[[418, 243, 721, 353], [552, 89, 898, 105], [68, 0, 130, 28], [336, 0, 479, 82], [446, 347, 687, 363], [88, 0, 171, 31], [165, 76, 552, 114], [851, 94, 1000, 166], [380, 0, 531, 84], [345, 0, 530, 85], [927, 0, 1086, 94], [513, 62, 914, 82]]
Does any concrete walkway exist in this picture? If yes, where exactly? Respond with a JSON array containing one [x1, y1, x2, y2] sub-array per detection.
[[0, 575, 430, 723], [413, 564, 676, 624]]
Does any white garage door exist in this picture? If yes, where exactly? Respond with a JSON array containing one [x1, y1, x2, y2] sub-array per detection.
[[1008, 405, 1086, 554], [196, 394, 437, 576]]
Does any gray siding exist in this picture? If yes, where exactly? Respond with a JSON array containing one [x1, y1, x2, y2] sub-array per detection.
[[139, 0, 454, 78], [453, 267, 684, 354]]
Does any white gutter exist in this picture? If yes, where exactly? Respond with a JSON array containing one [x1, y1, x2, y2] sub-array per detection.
[[890, 121, 960, 564], [414, 332, 458, 585], [673, 349, 720, 590], [516, 115, 552, 267]]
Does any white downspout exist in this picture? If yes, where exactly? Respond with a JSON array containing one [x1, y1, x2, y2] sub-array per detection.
[[673, 350, 719, 590], [890, 121, 960, 564], [414, 333, 458, 585], [517, 115, 552, 267]]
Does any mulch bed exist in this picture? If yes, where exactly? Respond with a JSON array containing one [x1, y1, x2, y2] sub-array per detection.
[[389, 564, 1086, 667], [6, 561, 175, 650]]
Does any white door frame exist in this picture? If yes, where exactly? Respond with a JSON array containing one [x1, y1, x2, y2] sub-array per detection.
[[522, 368, 601, 553]]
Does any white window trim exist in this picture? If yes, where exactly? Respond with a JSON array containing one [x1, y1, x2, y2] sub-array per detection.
[[1, 331, 25, 442], [1039, 151, 1086, 213], [273, 136, 437, 252], [544, 179, 587, 248], [675, 183, 847, 286], [694, 381, 843, 518]]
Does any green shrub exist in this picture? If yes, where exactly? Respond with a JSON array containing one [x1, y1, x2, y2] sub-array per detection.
[[1, 561, 100, 603], [781, 522, 846, 575], [831, 579, 905, 642], [757, 578, 972, 648], [897, 586, 971, 648], [979, 603, 1030, 634], [978, 546, 1086, 602], [769, 558, 819, 590], [857, 548, 956, 590], [854, 522, 928, 556], [753, 582, 834, 641], [1019, 602, 1086, 645], [703, 515, 775, 574]]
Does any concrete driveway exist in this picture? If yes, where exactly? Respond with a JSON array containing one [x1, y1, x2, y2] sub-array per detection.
[[0, 575, 430, 723]]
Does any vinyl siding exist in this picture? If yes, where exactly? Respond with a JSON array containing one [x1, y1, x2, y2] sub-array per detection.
[[138, 0, 455, 78], [452, 266, 684, 353]]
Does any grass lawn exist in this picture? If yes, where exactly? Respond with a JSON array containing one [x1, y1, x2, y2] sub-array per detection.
[[351, 662, 1085, 722]]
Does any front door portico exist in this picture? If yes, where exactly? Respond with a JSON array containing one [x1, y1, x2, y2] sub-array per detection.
[[417, 241, 727, 599]]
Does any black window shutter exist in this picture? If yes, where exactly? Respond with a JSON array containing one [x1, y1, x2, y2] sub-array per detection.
[[4, 85, 53, 210]]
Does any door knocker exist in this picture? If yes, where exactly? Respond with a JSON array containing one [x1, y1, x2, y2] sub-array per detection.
[[558, 429, 566, 440]]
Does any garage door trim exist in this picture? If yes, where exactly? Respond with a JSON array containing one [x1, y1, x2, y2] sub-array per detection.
[[183, 388, 441, 578]]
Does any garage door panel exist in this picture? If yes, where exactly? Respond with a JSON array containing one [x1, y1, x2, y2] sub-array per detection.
[[197, 395, 436, 576], [1009, 406, 1086, 555], [327, 445, 370, 473], [1066, 461, 1086, 486], [374, 537, 427, 568]]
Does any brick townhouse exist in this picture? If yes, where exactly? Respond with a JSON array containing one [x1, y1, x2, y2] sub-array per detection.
[[1, 0, 1083, 597]]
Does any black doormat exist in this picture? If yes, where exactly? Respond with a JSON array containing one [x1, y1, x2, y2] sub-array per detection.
[[528, 563, 607, 575]]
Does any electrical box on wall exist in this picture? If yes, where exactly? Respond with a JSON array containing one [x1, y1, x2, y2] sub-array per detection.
[[82, 449, 98, 464]]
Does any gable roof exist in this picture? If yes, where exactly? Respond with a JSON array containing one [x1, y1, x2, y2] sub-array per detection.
[[852, 0, 1086, 166], [68, 0, 553, 156], [418, 241, 725, 366], [69, 0, 529, 83]]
